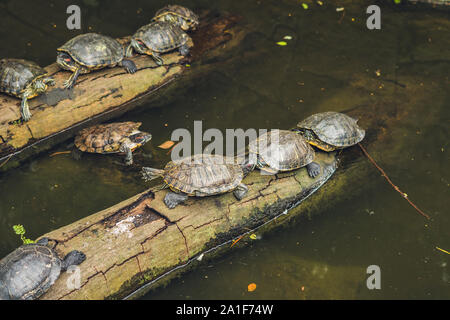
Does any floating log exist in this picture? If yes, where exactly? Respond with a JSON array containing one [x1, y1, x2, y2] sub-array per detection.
[[0, 13, 244, 171], [39, 151, 337, 300]]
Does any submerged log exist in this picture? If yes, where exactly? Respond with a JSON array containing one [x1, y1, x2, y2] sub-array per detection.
[[0, 13, 244, 171], [39, 151, 337, 300]]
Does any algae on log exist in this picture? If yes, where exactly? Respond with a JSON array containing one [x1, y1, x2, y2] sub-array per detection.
[[38, 151, 337, 300], [0, 13, 243, 171]]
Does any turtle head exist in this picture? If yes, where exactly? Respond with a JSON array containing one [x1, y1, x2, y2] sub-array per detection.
[[295, 128, 336, 152], [130, 39, 148, 55], [128, 131, 152, 151], [57, 51, 77, 72]]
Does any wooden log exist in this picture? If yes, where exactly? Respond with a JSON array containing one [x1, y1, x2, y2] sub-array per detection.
[[39, 151, 337, 300], [0, 13, 244, 171]]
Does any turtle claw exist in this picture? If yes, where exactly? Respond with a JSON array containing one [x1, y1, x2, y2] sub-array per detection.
[[306, 162, 321, 178], [164, 192, 188, 209]]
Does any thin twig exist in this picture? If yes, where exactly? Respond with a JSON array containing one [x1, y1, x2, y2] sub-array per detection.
[[0, 155, 12, 168], [358, 143, 430, 220]]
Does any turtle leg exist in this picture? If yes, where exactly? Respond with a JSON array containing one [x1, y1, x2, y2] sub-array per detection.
[[71, 148, 83, 161], [164, 191, 188, 209], [149, 51, 164, 66], [179, 44, 190, 56], [121, 143, 133, 166], [61, 250, 86, 271], [306, 161, 321, 178], [233, 183, 249, 200], [63, 67, 82, 90], [120, 58, 137, 74], [36, 237, 49, 245], [20, 89, 33, 121], [44, 77, 55, 86]]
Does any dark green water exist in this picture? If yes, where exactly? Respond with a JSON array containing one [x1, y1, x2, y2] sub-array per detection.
[[0, 0, 448, 299]]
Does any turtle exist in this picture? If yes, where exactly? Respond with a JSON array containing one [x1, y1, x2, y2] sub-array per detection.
[[141, 154, 254, 209], [152, 5, 199, 31], [74, 122, 152, 165], [0, 238, 86, 300], [57, 33, 137, 89], [248, 129, 321, 178], [295, 111, 365, 152], [126, 21, 191, 66], [0, 59, 55, 121]]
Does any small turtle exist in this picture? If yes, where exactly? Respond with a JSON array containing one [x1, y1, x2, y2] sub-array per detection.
[[0, 59, 55, 121], [0, 238, 86, 300], [74, 122, 152, 165], [248, 129, 320, 178], [57, 33, 137, 89], [141, 154, 254, 209], [152, 5, 199, 31], [296, 112, 365, 152], [126, 21, 191, 66]]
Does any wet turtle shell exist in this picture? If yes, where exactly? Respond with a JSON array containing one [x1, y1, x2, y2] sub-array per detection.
[[0, 240, 85, 300], [161, 154, 245, 196], [75, 122, 146, 154], [248, 130, 315, 172], [152, 5, 199, 31], [132, 21, 189, 53], [0, 59, 48, 97], [57, 33, 125, 69], [296, 112, 365, 151]]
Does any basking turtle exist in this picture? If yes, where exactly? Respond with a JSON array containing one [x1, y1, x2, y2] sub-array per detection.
[[74, 122, 152, 165], [0, 238, 85, 300], [57, 33, 137, 89], [248, 129, 320, 178], [141, 154, 254, 209], [152, 5, 199, 31], [0, 59, 55, 121], [296, 112, 365, 152], [126, 21, 191, 66]]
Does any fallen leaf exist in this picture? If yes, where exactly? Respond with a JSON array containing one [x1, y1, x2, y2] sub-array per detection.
[[283, 35, 293, 40], [336, 7, 344, 12], [248, 283, 257, 292], [276, 41, 288, 46], [302, 3, 309, 9], [317, 1, 323, 5], [158, 140, 175, 149], [249, 234, 257, 240]]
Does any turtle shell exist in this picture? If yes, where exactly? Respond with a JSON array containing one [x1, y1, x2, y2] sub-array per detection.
[[132, 21, 189, 53], [0, 59, 47, 96], [153, 5, 199, 31], [0, 244, 62, 300], [162, 154, 244, 196], [57, 33, 124, 69], [297, 112, 365, 148], [75, 121, 142, 154], [248, 130, 315, 171]]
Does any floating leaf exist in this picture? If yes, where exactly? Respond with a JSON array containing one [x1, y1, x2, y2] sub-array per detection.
[[158, 140, 175, 149], [394, 0, 401, 4], [336, 7, 345, 12], [302, 3, 309, 9], [317, 0, 323, 5], [276, 41, 288, 46], [249, 234, 257, 240], [283, 35, 292, 40], [248, 283, 257, 292]]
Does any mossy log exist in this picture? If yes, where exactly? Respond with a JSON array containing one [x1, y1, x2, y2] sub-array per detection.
[[39, 151, 337, 300], [0, 13, 244, 171]]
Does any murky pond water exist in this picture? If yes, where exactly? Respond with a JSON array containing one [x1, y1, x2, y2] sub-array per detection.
[[0, 0, 448, 299]]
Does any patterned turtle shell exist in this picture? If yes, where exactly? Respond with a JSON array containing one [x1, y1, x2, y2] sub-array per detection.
[[152, 5, 199, 31], [297, 112, 365, 150], [248, 130, 315, 171], [132, 21, 189, 53], [0, 244, 62, 300], [57, 33, 125, 69], [75, 122, 143, 154], [0, 59, 48, 97], [161, 154, 244, 196]]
